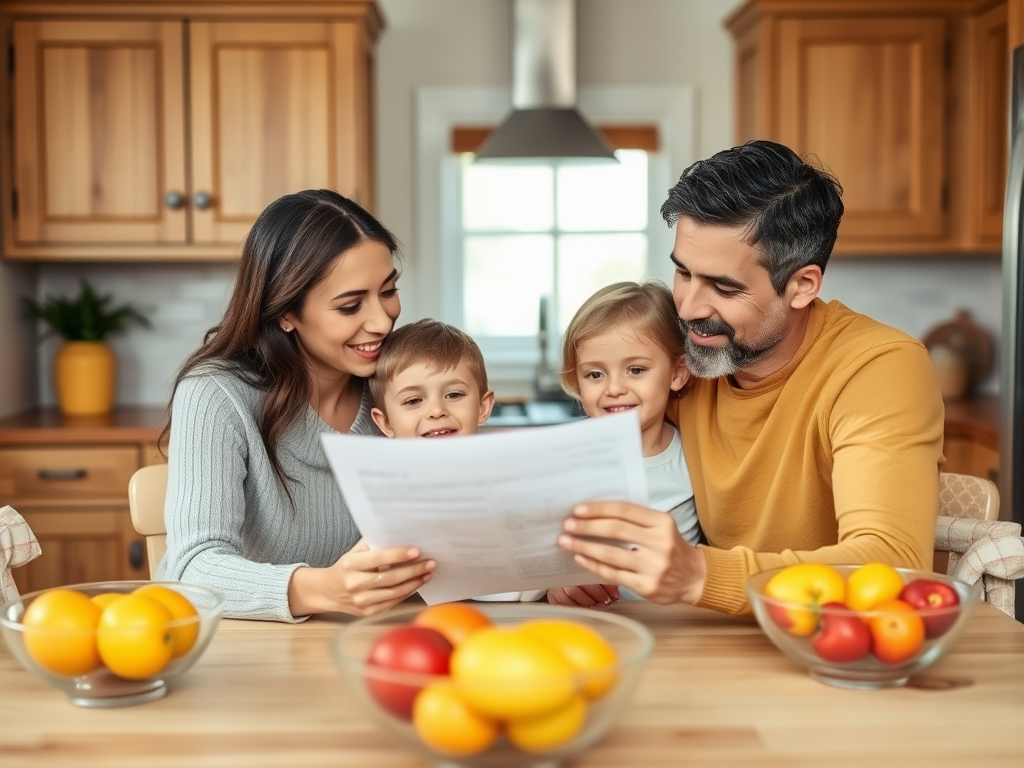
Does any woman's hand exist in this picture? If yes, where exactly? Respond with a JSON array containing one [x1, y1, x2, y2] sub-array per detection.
[[288, 538, 436, 617], [546, 584, 620, 608], [556, 502, 707, 605]]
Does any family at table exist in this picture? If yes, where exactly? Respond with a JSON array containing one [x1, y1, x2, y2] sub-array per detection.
[[155, 139, 944, 623]]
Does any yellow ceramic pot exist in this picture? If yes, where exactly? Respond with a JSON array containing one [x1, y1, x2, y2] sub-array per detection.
[[54, 341, 116, 416]]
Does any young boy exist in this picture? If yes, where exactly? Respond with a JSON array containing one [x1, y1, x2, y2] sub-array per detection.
[[368, 318, 543, 602], [368, 318, 495, 439]]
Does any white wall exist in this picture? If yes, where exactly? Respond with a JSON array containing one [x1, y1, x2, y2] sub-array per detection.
[[29, 0, 1002, 407]]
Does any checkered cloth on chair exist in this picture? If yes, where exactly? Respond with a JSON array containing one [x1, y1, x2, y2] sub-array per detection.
[[934, 515, 1024, 619], [0, 505, 41, 605]]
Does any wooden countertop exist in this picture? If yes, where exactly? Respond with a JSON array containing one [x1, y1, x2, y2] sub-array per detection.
[[2, 600, 1023, 766], [0, 407, 164, 445], [0, 396, 1001, 447], [943, 395, 999, 445]]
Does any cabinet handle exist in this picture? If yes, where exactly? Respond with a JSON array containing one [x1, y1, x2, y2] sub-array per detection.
[[193, 191, 212, 210], [37, 468, 87, 480], [128, 541, 144, 570], [988, 468, 999, 485], [164, 190, 185, 210]]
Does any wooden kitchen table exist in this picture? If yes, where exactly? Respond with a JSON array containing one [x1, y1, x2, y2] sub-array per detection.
[[2, 600, 1023, 767]]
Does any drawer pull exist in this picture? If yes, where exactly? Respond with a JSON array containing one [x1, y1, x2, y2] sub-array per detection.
[[37, 468, 88, 481]]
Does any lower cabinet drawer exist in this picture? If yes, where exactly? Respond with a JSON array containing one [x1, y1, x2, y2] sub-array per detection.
[[10, 507, 148, 593], [0, 446, 139, 503]]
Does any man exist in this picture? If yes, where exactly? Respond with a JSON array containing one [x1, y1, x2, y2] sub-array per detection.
[[553, 140, 944, 614]]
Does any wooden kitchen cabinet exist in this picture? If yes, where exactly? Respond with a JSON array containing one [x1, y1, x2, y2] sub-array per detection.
[[0, 0, 383, 261], [726, 0, 1010, 255], [0, 407, 165, 594]]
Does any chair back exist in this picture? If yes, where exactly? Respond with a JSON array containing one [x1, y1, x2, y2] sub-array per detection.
[[939, 472, 999, 521], [128, 464, 168, 578], [935, 472, 1023, 619]]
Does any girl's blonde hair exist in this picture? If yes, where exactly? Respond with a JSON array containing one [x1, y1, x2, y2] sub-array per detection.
[[560, 281, 687, 399]]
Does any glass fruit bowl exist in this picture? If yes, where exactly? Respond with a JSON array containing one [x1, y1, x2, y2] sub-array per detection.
[[331, 602, 654, 768], [746, 565, 982, 690], [0, 580, 225, 707]]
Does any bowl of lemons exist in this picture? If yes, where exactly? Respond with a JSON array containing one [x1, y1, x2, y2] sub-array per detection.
[[0, 580, 224, 707], [331, 602, 654, 768]]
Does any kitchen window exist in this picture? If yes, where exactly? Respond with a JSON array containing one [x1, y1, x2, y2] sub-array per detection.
[[414, 86, 694, 391], [458, 146, 651, 341]]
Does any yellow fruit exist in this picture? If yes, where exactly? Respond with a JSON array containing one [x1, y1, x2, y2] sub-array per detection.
[[412, 681, 499, 756], [763, 563, 845, 636], [505, 693, 588, 753], [517, 619, 618, 700], [21, 589, 102, 677], [90, 593, 124, 610], [451, 627, 576, 720], [97, 593, 174, 679], [133, 584, 199, 658], [845, 563, 905, 612]]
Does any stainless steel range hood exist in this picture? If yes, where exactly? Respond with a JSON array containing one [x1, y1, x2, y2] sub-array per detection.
[[475, 0, 616, 162]]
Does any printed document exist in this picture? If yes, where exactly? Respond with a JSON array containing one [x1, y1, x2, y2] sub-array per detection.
[[321, 412, 648, 603]]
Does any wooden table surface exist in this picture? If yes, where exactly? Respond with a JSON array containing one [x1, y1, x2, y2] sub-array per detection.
[[2, 600, 1024, 767]]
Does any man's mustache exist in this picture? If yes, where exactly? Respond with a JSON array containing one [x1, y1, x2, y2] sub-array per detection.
[[680, 318, 735, 340]]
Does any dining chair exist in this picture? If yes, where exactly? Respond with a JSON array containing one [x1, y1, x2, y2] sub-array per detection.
[[935, 472, 1024, 618], [127, 464, 168, 579]]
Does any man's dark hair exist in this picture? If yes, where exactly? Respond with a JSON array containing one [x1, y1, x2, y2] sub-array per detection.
[[660, 140, 844, 295]]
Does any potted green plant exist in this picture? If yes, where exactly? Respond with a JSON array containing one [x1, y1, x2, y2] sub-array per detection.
[[22, 280, 151, 416]]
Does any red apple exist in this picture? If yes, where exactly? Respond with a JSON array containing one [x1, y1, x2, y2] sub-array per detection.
[[365, 625, 453, 720], [811, 602, 872, 663], [898, 578, 960, 638]]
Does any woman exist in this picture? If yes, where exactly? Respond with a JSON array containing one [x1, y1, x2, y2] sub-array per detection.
[[157, 190, 435, 621]]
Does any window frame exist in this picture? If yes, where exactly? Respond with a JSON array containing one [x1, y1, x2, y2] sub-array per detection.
[[413, 85, 695, 390]]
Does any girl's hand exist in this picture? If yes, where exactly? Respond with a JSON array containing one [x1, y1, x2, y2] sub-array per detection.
[[546, 584, 620, 609], [288, 538, 436, 617]]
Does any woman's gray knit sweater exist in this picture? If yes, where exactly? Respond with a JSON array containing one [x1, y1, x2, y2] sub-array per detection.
[[156, 369, 380, 622]]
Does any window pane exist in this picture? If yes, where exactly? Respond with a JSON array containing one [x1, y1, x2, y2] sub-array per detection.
[[461, 155, 554, 231], [556, 233, 649, 332], [463, 234, 554, 336], [557, 150, 648, 232]]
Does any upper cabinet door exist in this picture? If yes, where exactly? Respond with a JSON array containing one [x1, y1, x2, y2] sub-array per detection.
[[189, 21, 371, 246], [11, 20, 187, 245], [775, 18, 947, 247]]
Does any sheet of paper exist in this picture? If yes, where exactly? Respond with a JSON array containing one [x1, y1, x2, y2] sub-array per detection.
[[320, 412, 648, 604]]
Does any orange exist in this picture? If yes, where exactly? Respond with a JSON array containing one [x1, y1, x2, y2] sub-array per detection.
[[845, 563, 905, 612], [90, 593, 124, 611], [96, 593, 174, 679], [412, 603, 493, 647], [868, 598, 926, 664], [21, 589, 102, 677], [505, 693, 588, 753], [412, 681, 499, 756], [451, 627, 576, 720], [133, 584, 200, 658], [763, 563, 845, 636], [517, 618, 618, 700]]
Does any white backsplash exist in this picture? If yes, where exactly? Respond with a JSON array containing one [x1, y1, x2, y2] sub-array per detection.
[[35, 256, 1003, 407]]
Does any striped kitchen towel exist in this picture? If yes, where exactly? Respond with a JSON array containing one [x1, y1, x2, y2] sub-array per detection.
[[1, 505, 42, 605]]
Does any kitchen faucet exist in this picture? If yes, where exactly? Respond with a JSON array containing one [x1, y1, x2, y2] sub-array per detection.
[[534, 295, 571, 401]]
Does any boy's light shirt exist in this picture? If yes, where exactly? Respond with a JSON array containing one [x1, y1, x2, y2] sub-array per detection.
[[321, 411, 648, 604]]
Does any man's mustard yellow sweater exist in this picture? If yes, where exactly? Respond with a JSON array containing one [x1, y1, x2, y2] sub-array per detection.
[[669, 299, 945, 615]]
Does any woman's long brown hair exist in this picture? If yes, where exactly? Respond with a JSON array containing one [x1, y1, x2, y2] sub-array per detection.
[[158, 190, 400, 497]]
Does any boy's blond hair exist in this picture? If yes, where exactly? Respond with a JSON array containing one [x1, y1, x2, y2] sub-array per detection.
[[369, 319, 488, 411], [560, 281, 687, 399]]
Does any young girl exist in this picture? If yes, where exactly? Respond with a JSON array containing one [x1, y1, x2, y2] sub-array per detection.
[[157, 190, 435, 622], [547, 281, 701, 607]]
